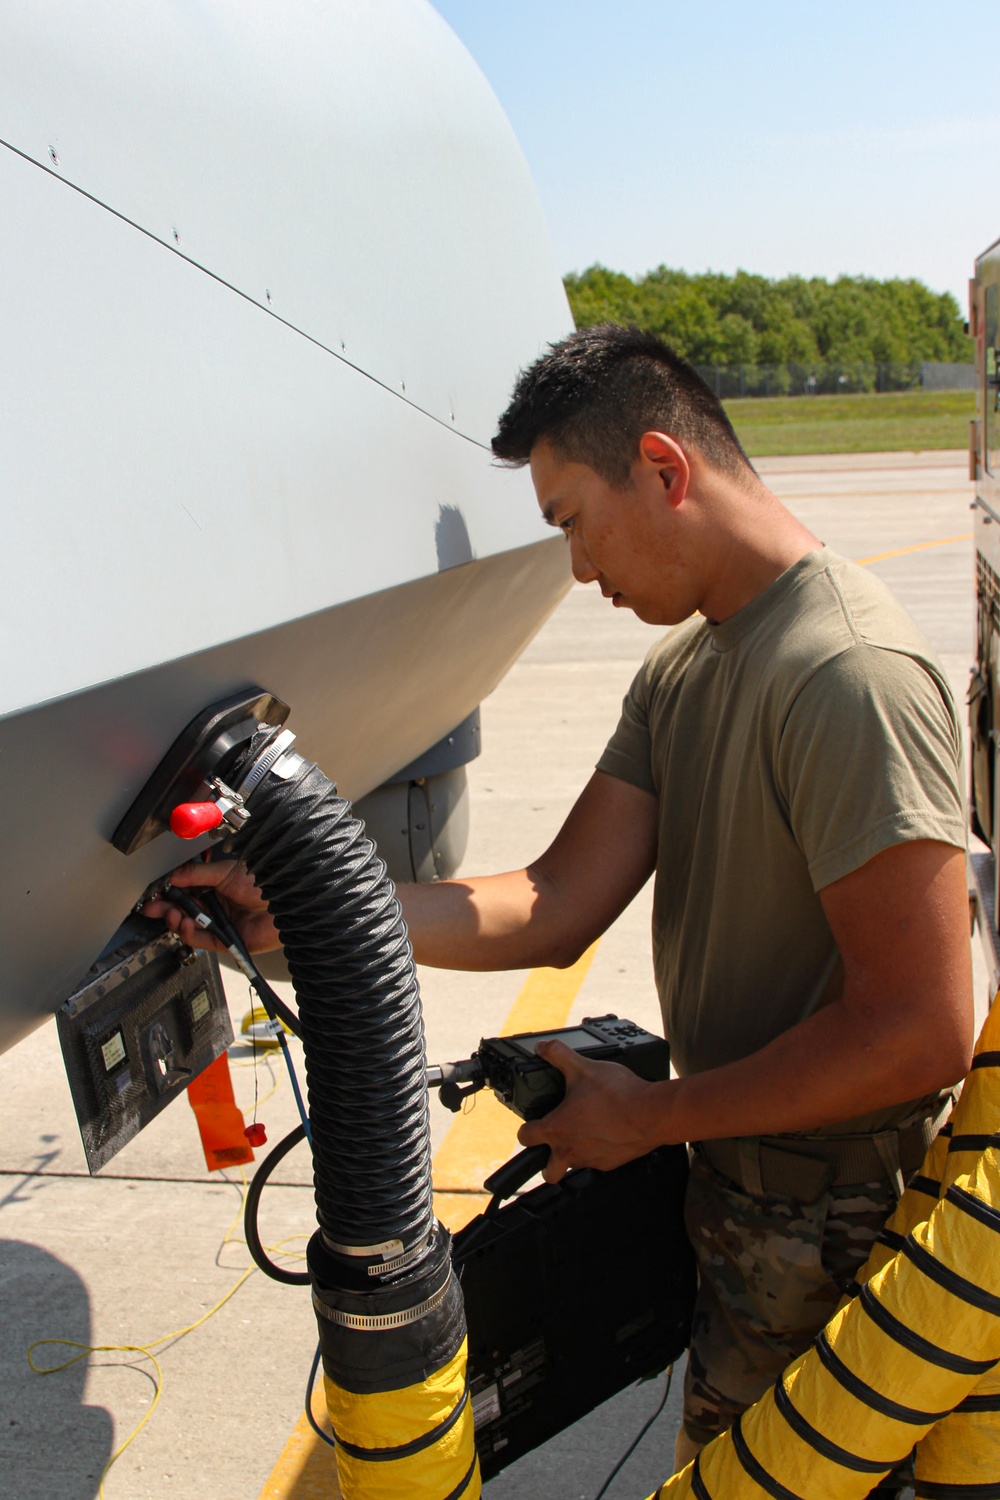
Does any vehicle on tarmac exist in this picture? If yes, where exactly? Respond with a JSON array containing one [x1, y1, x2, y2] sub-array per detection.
[[967, 235, 1000, 991]]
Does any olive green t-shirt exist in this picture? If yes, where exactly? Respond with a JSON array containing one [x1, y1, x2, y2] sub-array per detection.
[[597, 548, 966, 1130]]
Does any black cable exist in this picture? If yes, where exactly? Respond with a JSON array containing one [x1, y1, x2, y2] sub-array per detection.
[[592, 1364, 674, 1500], [162, 882, 303, 1039], [187, 886, 312, 1136], [193, 887, 304, 1040], [304, 1341, 338, 1449], [243, 1123, 311, 1285]]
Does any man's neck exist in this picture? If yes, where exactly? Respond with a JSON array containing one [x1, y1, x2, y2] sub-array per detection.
[[696, 481, 821, 624]]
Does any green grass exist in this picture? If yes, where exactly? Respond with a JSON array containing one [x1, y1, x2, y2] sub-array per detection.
[[723, 389, 974, 457]]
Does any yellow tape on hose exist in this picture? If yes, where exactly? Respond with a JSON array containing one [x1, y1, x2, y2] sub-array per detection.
[[324, 1339, 480, 1500]]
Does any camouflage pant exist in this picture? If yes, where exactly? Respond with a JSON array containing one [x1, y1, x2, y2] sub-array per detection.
[[682, 1146, 898, 1447]]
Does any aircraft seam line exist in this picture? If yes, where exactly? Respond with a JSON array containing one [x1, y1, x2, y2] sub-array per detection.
[[0, 133, 491, 452]]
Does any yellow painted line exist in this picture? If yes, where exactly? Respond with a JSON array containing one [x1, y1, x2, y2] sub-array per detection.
[[856, 532, 971, 567], [256, 941, 600, 1499], [257, 1405, 341, 1500]]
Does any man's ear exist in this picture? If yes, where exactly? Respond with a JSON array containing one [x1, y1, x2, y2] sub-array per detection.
[[638, 430, 689, 507]]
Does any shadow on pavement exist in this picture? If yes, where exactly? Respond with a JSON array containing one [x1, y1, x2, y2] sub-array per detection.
[[0, 1238, 113, 1500]]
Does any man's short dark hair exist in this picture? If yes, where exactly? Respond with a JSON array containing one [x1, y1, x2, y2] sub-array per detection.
[[492, 323, 754, 487]]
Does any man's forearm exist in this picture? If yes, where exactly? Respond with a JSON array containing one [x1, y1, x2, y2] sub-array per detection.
[[656, 991, 971, 1147], [397, 866, 584, 971], [662, 840, 975, 1145], [522, 979, 973, 1183], [523, 841, 976, 1182], [396, 772, 658, 972]]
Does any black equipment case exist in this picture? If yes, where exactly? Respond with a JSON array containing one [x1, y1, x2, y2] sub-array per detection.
[[454, 1145, 695, 1481]]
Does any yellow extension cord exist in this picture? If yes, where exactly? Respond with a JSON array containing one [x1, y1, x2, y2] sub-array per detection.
[[27, 1037, 304, 1499]]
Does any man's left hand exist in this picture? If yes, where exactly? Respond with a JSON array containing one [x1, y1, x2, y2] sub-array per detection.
[[516, 1039, 669, 1182]]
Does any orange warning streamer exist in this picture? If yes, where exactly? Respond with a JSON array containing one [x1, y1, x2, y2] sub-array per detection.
[[187, 1051, 255, 1171]]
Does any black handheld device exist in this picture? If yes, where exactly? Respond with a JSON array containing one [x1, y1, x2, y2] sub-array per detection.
[[479, 1015, 670, 1119], [428, 1013, 670, 1119]]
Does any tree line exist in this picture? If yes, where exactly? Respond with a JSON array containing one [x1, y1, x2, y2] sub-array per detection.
[[563, 265, 971, 370]]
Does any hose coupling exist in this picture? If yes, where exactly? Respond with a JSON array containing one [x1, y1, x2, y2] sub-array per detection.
[[167, 727, 300, 841], [232, 727, 301, 799]]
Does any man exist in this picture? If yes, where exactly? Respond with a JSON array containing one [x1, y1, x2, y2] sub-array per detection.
[[150, 326, 973, 1477]]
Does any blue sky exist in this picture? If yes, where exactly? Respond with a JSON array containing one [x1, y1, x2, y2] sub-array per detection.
[[433, 0, 1000, 311]]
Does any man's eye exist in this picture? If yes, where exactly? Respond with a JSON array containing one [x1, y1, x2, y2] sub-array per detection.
[[559, 517, 576, 536]]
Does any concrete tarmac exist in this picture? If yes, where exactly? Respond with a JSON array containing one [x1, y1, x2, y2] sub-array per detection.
[[0, 450, 984, 1499]]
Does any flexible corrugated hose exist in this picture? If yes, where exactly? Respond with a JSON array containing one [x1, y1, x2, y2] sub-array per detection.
[[231, 754, 434, 1267], [652, 1002, 1000, 1500], [228, 744, 478, 1498]]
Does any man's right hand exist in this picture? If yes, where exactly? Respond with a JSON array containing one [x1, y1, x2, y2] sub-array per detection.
[[142, 860, 280, 954]]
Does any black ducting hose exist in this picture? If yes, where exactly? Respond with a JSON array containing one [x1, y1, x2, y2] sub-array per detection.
[[229, 756, 434, 1277]]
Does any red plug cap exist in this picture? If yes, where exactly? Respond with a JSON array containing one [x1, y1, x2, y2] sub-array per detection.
[[244, 1122, 267, 1147], [170, 801, 224, 839]]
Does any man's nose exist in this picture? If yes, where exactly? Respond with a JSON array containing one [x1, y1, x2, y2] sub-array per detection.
[[569, 536, 598, 584]]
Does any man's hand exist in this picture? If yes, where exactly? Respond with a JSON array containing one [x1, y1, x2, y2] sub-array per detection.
[[516, 1039, 669, 1182], [142, 860, 280, 954]]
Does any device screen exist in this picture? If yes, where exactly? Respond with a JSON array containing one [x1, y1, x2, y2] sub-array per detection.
[[519, 1028, 598, 1055]]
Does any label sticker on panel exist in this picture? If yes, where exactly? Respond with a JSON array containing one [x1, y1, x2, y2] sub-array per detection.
[[101, 1031, 126, 1072], [189, 987, 211, 1025]]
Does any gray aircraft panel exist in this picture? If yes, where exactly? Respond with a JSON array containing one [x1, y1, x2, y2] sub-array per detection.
[[1, 143, 562, 717], [0, 0, 568, 442], [0, 537, 570, 1055], [1, 0, 575, 1063]]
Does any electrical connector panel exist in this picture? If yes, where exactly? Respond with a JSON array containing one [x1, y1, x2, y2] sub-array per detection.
[[57, 919, 233, 1172]]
